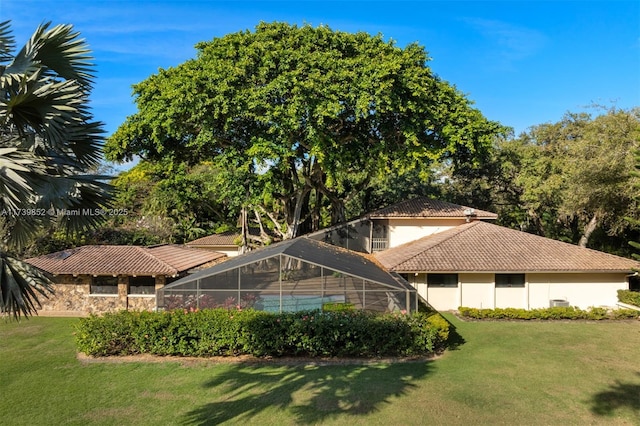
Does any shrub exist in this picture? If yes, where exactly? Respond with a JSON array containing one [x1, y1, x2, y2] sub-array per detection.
[[75, 308, 451, 358], [322, 302, 354, 312], [611, 308, 640, 319], [73, 311, 139, 356], [617, 290, 640, 307], [457, 306, 639, 321]]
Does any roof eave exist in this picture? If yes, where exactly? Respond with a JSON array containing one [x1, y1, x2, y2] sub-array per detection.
[[391, 268, 637, 274], [368, 215, 497, 220]]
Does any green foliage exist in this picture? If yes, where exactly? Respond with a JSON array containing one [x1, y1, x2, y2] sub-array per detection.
[[0, 21, 111, 317], [617, 290, 640, 307], [425, 313, 451, 342], [444, 107, 640, 255], [75, 309, 451, 358], [626, 147, 640, 260], [458, 306, 639, 320], [106, 22, 506, 238], [108, 160, 238, 243], [322, 302, 354, 312]]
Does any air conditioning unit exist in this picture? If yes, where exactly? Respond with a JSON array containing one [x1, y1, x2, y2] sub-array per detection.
[[549, 299, 570, 307]]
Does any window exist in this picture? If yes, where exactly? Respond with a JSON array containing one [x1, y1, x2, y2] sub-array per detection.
[[427, 274, 458, 287], [629, 275, 640, 292], [495, 274, 525, 288], [129, 276, 156, 295], [90, 276, 118, 294]]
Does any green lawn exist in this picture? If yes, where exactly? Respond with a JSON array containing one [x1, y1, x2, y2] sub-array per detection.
[[1, 315, 639, 425]]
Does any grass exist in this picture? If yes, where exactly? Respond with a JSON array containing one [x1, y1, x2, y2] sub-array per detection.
[[1, 314, 639, 425]]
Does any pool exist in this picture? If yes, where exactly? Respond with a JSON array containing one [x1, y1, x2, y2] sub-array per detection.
[[256, 294, 345, 312]]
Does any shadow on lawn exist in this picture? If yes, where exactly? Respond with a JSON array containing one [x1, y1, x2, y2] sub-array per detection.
[[444, 317, 466, 351], [183, 360, 432, 425], [589, 372, 640, 418]]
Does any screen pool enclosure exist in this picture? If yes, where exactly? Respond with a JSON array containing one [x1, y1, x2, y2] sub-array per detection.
[[157, 238, 417, 313]]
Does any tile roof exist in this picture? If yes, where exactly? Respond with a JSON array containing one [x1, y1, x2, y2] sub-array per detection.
[[26, 245, 226, 276], [375, 221, 640, 273], [187, 228, 262, 246], [367, 197, 498, 219], [187, 231, 239, 246]]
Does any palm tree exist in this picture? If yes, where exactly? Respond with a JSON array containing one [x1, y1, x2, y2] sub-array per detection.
[[0, 21, 112, 318]]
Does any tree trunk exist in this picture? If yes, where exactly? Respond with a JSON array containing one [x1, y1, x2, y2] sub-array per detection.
[[311, 189, 322, 232], [286, 187, 311, 239], [578, 214, 598, 248], [253, 209, 271, 243], [239, 207, 248, 254]]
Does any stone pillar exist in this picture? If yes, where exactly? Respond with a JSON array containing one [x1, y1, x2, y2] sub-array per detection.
[[118, 275, 128, 310], [155, 276, 166, 310]]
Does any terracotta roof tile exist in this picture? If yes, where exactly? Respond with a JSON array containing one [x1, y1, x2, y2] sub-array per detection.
[[187, 228, 263, 246], [375, 221, 640, 273], [187, 231, 239, 246], [367, 197, 497, 219], [147, 245, 226, 272], [26, 245, 225, 276]]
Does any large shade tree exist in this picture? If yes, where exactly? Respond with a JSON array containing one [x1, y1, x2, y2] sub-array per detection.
[[443, 107, 640, 253], [628, 147, 640, 260], [106, 22, 506, 243], [514, 108, 640, 248], [0, 21, 111, 317]]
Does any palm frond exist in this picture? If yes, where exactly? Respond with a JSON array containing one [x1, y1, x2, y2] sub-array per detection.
[[30, 22, 95, 89], [0, 21, 107, 318], [0, 147, 37, 209], [62, 120, 106, 168], [0, 254, 53, 319], [0, 20, 16, 64], [3, 73, 93, 154], [33, 172, 113, 232]]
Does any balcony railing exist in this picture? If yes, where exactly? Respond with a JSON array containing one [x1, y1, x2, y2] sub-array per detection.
[[371, 238, 389, 252]]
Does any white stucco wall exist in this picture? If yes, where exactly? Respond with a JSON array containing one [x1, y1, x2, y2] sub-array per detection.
[[406, 273, 459, 310], [495, 287, 527, 309], [427, 286, 459, 311], [407, 273, 428, 301], [388, 218, 466, 248], [189, 245, 239, 257], [460, 273, 494, 309], [527, 273, 628, 309], [410, 272, 629, 311]]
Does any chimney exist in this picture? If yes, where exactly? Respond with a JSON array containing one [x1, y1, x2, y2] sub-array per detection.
[[463, 208, 477, 223]]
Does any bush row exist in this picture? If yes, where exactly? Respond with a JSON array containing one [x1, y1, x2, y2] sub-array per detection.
[[617, 290, 640, 307], [74, 308, 450, 358], [457, 306, 639, 320]]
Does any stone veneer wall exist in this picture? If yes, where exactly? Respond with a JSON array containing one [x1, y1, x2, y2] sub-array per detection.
[[37, 274, 167, 315]]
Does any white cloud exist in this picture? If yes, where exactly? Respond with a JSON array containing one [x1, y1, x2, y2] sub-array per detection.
[[463, 17, 548, 70]]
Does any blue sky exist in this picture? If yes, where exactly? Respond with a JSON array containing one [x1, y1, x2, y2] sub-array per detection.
[[3, 1, 639, 150]]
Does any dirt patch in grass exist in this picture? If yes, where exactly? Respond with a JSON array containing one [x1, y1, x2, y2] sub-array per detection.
[[76, 352, 436, 367]]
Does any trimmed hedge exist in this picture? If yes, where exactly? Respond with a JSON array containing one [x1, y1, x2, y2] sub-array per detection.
[[618, 290, 640, 307], [75, 308, 450, 358], [458, 306, 639, 320]]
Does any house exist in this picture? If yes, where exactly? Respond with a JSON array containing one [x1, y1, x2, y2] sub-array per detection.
[[26, 245, 226, 315], [307, 197, 639, 311], [29, 197, 638, 315], [375, 220, 638, 310], [307, 197, 497, 253]]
